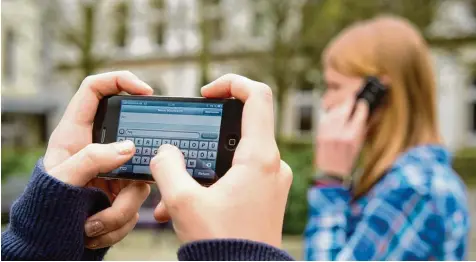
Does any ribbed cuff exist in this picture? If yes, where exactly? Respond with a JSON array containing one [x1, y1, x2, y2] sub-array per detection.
[[177, 239, 294, 261], [1, 159, 111, 261]]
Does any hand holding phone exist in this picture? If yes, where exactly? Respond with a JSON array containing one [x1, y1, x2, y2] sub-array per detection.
[[150, 74, 292, 248], [316, 76, 387, 178], [93, 95, 244, 184]]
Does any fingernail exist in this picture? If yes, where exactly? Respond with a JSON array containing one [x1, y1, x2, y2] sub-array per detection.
[[114, 140, 134, 155], [86, 239, 99, 249], [85, 220, 104, 237]]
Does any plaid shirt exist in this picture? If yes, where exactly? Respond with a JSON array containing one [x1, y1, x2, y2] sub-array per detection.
[[304, 145, 470, 260]]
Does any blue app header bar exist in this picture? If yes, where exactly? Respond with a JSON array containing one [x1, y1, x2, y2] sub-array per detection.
[[121, 99, 223, 109]]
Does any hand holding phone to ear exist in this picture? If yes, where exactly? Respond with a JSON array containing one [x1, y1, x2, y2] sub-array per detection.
[[316, 98, 369, 178]]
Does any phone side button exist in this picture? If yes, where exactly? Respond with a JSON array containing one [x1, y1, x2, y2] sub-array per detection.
[[193, 169, 216, 179]]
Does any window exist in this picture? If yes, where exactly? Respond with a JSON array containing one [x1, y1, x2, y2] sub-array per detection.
[[113, 1, 129, 48], [150, 0, 167, 46], [210, 17, 223, 41], [252, 9, 265, 37], [2, 29, 15, 82], [200, 0, 223, 42], [299, 105, 313, 132]]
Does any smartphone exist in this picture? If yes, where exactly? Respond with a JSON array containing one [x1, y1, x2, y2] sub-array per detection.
[[93, 95, 244, 184], [354, 76, 388, 118]]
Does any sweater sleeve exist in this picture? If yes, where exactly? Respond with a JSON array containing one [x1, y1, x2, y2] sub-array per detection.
[[177, 239, 294, 261], [1, 159, 112, 261]]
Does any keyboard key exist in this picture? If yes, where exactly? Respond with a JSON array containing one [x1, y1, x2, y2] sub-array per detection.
[[201, 132, 219, 139], [198, 151, 207, 159], [180, 140, 190, 149], [193, 169, 215, 179], [207, 151, 217, 160], [152, 148, 158, 155], [189, 150, 198, 158], [181, 149, 189, 158], [162, 139, 171, 145], [187, 159, 197, 168], [186, 169, 193, 176], [117, 137, 125, 142], [132, 156, 141, 164], [172, 140, 180, 147], [208, 142, 218, 150], [143, 147, 152, 155], [135, 138, 144, 146], [153, 139, 162, 147], [114, 165, 133, 173], [135, 147, 142, 155], [144, 138, 152, 146], [199, 141, 208, 149], [190, 141, 199, 149], [199, 160, 215, 169], [133, 165, 152, 175], [126, 137, 135, 142], [141, 157, 150, 165]]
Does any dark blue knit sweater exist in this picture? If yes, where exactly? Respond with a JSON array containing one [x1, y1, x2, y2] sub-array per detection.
[[1, 160, 293, 261]]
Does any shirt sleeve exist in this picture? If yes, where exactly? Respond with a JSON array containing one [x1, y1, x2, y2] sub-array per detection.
[[304, 184, 446, 260], [1, 159, 112, 261], [177, 239, 295, 261]]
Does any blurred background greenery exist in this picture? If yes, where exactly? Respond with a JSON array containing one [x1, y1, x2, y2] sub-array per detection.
[[2, 0, 476, 260]]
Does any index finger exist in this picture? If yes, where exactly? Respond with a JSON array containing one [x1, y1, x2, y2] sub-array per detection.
[[201, 74, 275, 141], [61, 71, 153, 126]]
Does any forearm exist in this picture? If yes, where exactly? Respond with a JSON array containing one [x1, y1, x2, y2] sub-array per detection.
[[177, 239, 294, 261], [1, 159, 111, 261]]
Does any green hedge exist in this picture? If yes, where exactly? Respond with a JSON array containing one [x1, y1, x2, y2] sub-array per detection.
[[452, 147, 476, 186], [1, 147, 46, 182], [279, 140, 314, 235]]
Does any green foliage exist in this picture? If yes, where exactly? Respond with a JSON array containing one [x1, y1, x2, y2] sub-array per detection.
[[453, 147, 476, 187], [1, 147, 46, 182], [279, 140, 314, 235]]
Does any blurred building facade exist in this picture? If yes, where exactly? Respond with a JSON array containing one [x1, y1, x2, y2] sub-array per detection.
[[1, 0, 70, 148], [3, 0, 475, 151]]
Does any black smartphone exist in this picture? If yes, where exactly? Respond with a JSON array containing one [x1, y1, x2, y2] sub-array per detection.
[[93, 95, 244, 184], [354, 76, 388, 118]]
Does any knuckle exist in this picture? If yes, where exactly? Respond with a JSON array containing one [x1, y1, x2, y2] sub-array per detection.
[[119, 70, 136, 79], [255, 83, 273, 100], [255, 148, 281, 173], [114, 209, 129, 229], [83, 144, 101, 171], [80, 75, 96, 89], [222, 73, 239, 80]]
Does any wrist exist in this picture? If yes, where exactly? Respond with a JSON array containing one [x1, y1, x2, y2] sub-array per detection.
[[313, 170, 351, 188]]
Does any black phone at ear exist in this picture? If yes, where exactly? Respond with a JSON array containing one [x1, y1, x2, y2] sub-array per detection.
[[355, 76, 388, 118]]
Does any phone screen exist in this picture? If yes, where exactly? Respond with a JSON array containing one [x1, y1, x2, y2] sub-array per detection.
[[113, 99, 223, 179]]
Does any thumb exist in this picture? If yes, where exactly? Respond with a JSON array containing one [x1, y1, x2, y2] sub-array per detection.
[[48, 140, 135, 186], [150, 144, 199, 204]]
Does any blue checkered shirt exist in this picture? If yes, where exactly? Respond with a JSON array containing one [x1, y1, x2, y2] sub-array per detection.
[[304, 145, 470, 260]]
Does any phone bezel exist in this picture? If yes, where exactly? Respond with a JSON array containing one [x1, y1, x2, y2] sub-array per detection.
[[93, 95, 243, 183]]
